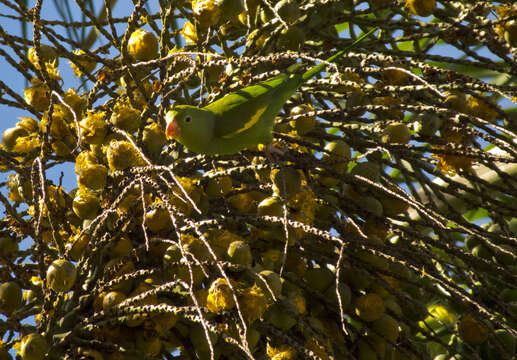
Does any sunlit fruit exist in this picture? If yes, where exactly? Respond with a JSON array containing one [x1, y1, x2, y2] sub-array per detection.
[[46, 259, 77, 292], [128, 29, 158, 61]]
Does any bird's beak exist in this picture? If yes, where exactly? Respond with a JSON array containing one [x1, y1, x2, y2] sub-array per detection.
[[165, 111, 180, 139]]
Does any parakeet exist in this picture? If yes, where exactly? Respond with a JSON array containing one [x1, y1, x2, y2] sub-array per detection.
[[165, 28, 375, 155]]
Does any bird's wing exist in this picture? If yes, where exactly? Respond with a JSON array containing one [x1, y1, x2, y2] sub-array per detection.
[[205, 73, 301, 139]]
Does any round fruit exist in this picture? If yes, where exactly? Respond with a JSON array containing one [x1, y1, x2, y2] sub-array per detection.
[[128, 29, 158, 61], [406, 0, 436, 17], [372, 314, 399, 343], [72, 190, 100, 220], [271, 168, 301, 199], [2, 126, 28, 151], [103, 291, 127, 310], [28, 45, 59, 69], [289, 104, 316, 135], [46, 259, 77, 292], [257, 196, 283, 217], [227, 240, 252, 266], [257, 270, 282, 300], [275, 0, 301, 24], [355, 293, 385, 322], [350, 162, 381, 183], [382, 122, 411, 145], [142, 122, 166, 155], [305, 267, 334, 293], [0, 282, 22, 315], [0, 236, 19, 257], [20, 333, 49, 360]]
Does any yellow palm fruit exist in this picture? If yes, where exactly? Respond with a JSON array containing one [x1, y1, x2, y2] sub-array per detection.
[[106, 140, 141, 171], [27, 44, 59, 69], [206, 278, 235, 313], [72, 189, 100, 220], [46, 259, 77, 292], [128, 29, 158, 61], [24, 81, 49, 112], [239, 285, 269, 323], [110, 99, 141, 133], [79, 111, 107, 145], [70, 49, 97, 77]]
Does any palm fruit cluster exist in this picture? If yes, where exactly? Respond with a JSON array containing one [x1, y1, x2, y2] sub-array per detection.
[[0, 0, 517, 360]]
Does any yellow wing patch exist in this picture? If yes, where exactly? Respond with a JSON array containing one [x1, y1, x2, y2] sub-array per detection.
[[221, 105, 268, 139]]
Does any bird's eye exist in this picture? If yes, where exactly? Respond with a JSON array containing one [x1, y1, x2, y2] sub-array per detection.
[[185, 116, 192, 123]]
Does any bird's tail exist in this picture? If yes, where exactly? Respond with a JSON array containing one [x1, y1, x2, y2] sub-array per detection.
[[300, 27, 377, 82]]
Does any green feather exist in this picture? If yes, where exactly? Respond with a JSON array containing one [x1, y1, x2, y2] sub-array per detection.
[[166, 27, 376, 155]]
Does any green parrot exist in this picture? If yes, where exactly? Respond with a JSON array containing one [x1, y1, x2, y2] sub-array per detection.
[[165, 28, 375, 155]]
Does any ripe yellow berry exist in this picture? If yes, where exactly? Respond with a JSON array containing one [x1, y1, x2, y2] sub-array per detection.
[[72, 189, 100, 220], [79, 111, 107, 145], [127, 29, 158, 61], [24, 82, 49, 112], [106, 140, 139, 171]]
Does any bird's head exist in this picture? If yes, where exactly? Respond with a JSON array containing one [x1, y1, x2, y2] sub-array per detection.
[[165, 105, 216, 153]]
